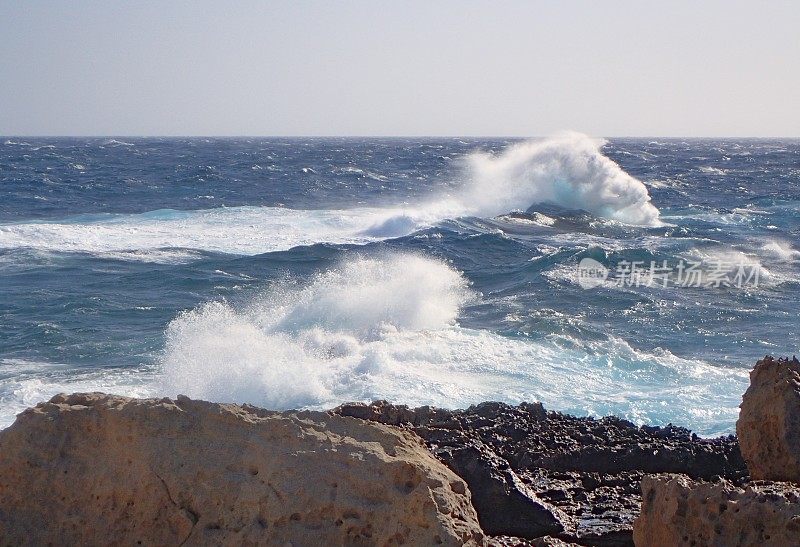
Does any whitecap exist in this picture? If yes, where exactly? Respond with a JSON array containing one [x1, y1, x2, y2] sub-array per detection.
[[0, 206, 427, 260], [459, 132, 661, 226], [760, 240, 800, 262], [100, 139, 135, 147], [698, 166, 728, 175], [0, 360, 155, 429]]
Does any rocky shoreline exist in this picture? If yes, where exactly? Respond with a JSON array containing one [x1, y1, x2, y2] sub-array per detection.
[[1, 356, 799, 546], [332, 400, 746, 545]]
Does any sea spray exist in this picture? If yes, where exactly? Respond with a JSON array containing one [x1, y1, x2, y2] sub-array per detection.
[[158, 253, 473, 407], [362, 132, 663, 235], [461, 131, 661, 225], [156, 251, 746, 435]]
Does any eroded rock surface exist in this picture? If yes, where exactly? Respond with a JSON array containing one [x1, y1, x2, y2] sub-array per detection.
[[633, 474, 800, 546], [737, 355, 800, 482], [333, 400, 747, 546], [0, 393, 485, 546]]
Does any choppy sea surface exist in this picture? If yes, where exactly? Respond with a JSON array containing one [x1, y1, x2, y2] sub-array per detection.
[[1, 134, 798, 435]]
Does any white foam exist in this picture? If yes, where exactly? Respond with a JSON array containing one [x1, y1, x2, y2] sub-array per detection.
[[0, 359, 155, 429], [497, 212, 557, 227], [0, 134, 662, 263], [102, 249, 207, 264], [0, 254, 747, 435], [100, 139, 135, 147], [460, 132, 661, 226], [685, 247, 770, 277], [760, 240, 800, 262], [698, 166, 728, 176], [154, 253, 744, 435], [0, 206, 432, 260]]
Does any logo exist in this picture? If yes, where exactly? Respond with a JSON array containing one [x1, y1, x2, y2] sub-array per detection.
[[574, 257, 761, 290], [577, 258, 609, 289]]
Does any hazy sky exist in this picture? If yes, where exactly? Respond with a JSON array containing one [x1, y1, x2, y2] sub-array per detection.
[[1, 1, 798, 137]]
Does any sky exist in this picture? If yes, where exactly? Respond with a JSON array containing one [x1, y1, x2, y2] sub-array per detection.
[[1, 1, 798, 137]]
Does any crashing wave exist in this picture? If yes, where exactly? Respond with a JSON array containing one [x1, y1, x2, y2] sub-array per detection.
[[460, 132, 661, 226], [157, 253, 472, 407], [154, 252, 744, 435], [0, 133, 662, 264]]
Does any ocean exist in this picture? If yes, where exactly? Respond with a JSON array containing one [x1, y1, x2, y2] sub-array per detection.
[[1, 133, 798, 435]]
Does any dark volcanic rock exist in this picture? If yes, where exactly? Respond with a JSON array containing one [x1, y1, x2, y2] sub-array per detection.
[[333, 400, 747, 546], [444, 442, 569, 538]]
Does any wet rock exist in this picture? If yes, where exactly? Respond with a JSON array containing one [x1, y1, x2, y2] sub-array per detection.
[[530, 536, 581, 547], [634, 474, 800, 546], [0, 393, 485, 546], [488, 535, 580, 546], [333, 400, 747, 546], [737, 355, 800, 482]]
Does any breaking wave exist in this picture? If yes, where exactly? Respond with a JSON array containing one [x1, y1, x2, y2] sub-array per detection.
[[461, 132, 661, 225], [0, 253, 749, 435], [155, 253, 744, 435], [0, 133, 661, 263], [158, 253, 472, 407]]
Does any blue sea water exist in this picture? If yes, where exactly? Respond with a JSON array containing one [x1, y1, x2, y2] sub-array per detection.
[[1, 134, 798, 435]]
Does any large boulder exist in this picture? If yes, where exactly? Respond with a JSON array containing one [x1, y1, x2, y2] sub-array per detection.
[[737, 356, 800, 482], [0, 393, 485, 546], [633, 474, 800, 546], [442, 443, 570, 539]]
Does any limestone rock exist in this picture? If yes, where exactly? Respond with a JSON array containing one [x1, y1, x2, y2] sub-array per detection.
[[633, 474, 800, 547], [737, 355, 800, 482], [0, 393, 485, 546]]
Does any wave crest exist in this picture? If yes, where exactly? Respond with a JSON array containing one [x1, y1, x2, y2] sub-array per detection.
[[462, 132, 661, 226], [158, 253, 472, 407]]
